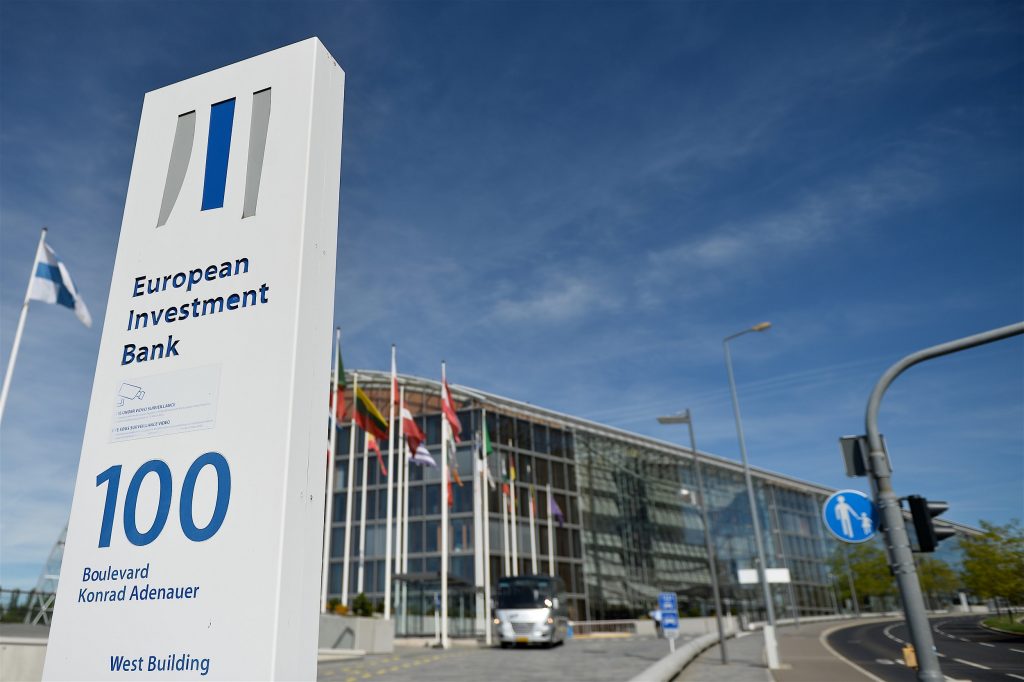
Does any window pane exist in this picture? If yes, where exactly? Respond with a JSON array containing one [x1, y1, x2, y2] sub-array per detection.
[[533, 424, 549, 454], [409, 521, 424, 553], [426, 484, 441, 515], [516, 419, 532, 450], [499, 415, 515, 447], [409, 486, 424, 517], [425, 520, 439, 552]]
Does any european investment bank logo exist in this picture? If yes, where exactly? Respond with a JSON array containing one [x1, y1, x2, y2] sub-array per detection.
[[156, 88, 271, 227]]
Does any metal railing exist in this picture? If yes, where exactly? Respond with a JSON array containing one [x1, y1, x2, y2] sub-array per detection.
[[570, 619, 638, 636], [0, 588, 55, 625]]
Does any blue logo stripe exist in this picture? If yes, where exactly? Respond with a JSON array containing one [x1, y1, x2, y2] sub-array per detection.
[[201, 98, 236, 211]]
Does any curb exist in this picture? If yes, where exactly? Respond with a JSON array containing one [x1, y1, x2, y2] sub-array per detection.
[[627, 626, 738, 682]]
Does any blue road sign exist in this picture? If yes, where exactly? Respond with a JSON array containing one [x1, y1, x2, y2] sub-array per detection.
[[658, 592, 678, 613], [661, 612, 679, 630], [823, 489, 877, 543]]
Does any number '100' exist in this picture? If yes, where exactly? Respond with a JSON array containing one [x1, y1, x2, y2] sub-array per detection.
[[95, 452, 230, 547]]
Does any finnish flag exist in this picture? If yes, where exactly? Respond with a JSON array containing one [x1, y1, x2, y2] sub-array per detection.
[[28, 240, 92, 327]]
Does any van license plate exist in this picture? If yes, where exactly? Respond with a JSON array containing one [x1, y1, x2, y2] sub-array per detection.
[[516, 636, 528, 643]]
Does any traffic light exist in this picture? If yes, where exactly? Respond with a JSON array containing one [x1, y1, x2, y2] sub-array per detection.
[[906, 495, 956, 553]]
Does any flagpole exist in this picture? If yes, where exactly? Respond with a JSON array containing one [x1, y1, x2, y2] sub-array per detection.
[[473, 427, 485, 638], [528, 484, 538, 574], [509, 448, 519, 577], [395, 387, 407, 629], [440, 362, 450, 649], [501, 479, 511, 576], [482, 411, 493, 646], [384, 345, 397, 619], [0, 228, 47, 426], [320, 328, 341, 612], [357, 430, 370, 596], [401, 403, 410, 634], [546, 483, 555, 577], [341, 373, 359, 607]]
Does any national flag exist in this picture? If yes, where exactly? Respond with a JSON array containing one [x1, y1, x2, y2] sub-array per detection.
[[446, 470, 455, 508], [508, 453, 516, 482], [550, 494, 565, 527], [481, 419, 496, 459], [529, 485, 536, 515], [368, 434, 387, 477], [401, 402, 426, 454], [446, 428, 464, 487], [409, 443, 436, 467], [354, 387, 388, 440], [441, 379, 462, 442], [333, 341, 346, 422], [28, 238, 91, 327]]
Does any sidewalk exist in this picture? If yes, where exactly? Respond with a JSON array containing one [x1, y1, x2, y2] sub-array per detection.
[[673, 620, 873, 682]]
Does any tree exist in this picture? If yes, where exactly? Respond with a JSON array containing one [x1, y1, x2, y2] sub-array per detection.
[[916, 556, 959, 610], [830, 542, 896, 610], [351, 592, 374, 618], [959, 520, 1024, 613]]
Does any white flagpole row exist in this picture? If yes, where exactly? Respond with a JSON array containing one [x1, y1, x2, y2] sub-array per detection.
[[546, 483, 555, 577], [383, 345, 396, 619], [320, 328, 341, 612], [393, 386, 405, 620], [0, 228, 47, 425], [341, 373, 359, 607]]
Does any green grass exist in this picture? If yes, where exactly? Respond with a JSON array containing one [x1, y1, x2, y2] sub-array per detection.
[[983, 614, 1024, 634]]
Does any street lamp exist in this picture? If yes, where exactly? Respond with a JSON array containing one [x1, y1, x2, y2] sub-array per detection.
[[658, 409, 728, 664], [723, 321, 780, 669]]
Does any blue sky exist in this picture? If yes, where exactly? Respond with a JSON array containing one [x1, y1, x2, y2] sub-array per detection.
[[1, 1, 1021, 588]]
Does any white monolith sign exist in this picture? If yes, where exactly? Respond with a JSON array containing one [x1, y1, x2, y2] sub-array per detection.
[[43, 38, 344, 680]]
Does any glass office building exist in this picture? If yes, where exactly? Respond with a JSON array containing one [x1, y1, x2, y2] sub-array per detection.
[[327, 371, 973, 634]]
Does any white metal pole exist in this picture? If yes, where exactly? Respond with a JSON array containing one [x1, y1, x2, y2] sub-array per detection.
[[509, 450, 519, 577], [0, 228, 47, 426], [528, 487, 538, 574], [341, 373, 359, 607], [473, 441, 485, 637], [546, 483, 555, 577], [320, 328, 341, 612], [401, 387, 410, 631], [357, 430, 370, 596], [483, 428, 493, 646], [440, 363, 450, 648], [393, 386, 405, 619], [501, 484, 511, 576], [384, 345, 396, 619]]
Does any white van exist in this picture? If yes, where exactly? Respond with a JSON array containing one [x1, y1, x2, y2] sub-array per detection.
[[493, 574, 569, 648]]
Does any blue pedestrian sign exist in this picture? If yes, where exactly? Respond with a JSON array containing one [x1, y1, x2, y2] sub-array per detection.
[[661, 611, 679, 630], [658, 592, 678, 613], [823, 489, 877, 543]]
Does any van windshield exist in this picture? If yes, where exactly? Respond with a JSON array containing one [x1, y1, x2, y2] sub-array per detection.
[[497, 578, 552, 609]]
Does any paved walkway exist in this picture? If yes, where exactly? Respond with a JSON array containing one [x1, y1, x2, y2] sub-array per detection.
[[674, 620, 874, 682]]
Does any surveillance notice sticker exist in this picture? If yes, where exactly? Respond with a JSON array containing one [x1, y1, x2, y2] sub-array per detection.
[[110, 365, 220, 442]]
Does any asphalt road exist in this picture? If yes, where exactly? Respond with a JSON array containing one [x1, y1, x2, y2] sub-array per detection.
[[317, 635, 681, 682], [827, 615, 1024, 682]]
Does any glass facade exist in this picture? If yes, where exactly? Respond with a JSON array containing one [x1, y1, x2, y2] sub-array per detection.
[[325, 372, 970, 635]]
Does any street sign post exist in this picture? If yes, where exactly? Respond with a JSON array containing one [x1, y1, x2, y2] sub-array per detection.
[[822, 489, 877, 543], [658, 592, 680, 650]]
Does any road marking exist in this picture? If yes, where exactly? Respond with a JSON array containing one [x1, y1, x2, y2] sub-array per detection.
[[819, 621, 890, 682], [883, 623, 906, 644], [1012, 648, 1024, 654], [875, 658, 894, 665], [1007, 674, 1024, 681], [979, 642, 995, 647], [952, 658, 990, 670]]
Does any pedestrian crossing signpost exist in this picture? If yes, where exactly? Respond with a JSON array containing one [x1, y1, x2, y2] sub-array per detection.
[[823, 489, 877, 543]]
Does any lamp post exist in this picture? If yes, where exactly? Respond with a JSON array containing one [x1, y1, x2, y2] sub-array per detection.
[[723, 321, 779, 669], [658, 409, 728, 664]]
